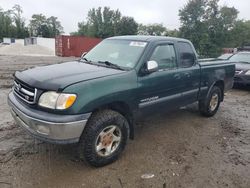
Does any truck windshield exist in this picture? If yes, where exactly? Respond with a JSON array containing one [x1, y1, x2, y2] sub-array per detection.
[[83, 39, 147, 69]]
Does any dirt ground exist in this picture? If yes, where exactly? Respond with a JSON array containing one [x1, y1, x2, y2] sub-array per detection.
[[0, 55, 249, 188]]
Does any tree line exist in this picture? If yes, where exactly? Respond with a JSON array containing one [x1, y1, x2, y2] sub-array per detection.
[[0, 4, 63, 40], [179, 0, 250, 57], [71, 7, 177, 38], [72, 1, 250, 57], [1, 1, 250, 57]]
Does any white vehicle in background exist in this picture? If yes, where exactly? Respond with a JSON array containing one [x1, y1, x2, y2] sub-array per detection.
[[218, 53, 233, 60]]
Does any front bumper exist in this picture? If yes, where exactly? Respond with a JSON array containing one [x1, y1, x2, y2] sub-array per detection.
[[8, 91, 91, 144], [234, 75, 250, 85]]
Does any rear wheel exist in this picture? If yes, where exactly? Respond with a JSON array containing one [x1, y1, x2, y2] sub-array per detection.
[[199, 86, 222, 117], [78, 109, 129, 167]]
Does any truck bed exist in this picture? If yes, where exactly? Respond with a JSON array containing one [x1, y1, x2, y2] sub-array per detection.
[[198, 59, 231, 66], [198, 60, 235, 100]]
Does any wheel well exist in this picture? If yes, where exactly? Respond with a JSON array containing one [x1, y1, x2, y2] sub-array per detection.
[[91, 102, 134, 139], [214, 80, 224, 101]]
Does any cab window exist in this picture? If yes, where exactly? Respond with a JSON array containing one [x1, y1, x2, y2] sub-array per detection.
[[149, 44, 177, 70], [177, 42, 196, 68]]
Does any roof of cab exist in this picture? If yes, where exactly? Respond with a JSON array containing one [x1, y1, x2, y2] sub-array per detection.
[[107, 35, 190, 43]]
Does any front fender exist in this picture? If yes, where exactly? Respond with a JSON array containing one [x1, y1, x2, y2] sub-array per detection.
[[63, 70, 138, 114]]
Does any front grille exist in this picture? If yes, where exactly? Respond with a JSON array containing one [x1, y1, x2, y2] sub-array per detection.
[[13, 79, 37, 104]]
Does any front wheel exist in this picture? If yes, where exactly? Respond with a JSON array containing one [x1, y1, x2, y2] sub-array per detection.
[[199, 86, 222, 117], [78, 109, 129, 167]]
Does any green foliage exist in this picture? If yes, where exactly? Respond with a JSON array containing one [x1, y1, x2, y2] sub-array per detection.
[[0, 5, 63, 40], [116, 17, 138, 35], [230, 20, 250, 47], [179, 0, 245, 57], [74, 9, 180, 39], [29, 14, 63, 37], [138, 23, 167, 36], [47, 16, 64, 37], [137, 23, 179, 38], [179, 0, 207, 56], [0, 5, 29, 40], [72, 7, 138, 38], [29, 14, 47, 37], [166, 29, 180, 37], [12, 4, 29, 38]]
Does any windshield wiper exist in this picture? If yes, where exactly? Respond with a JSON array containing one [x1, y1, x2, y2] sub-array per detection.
[[82, 57, 89, 62], [79, 56, 90, 62], [79, 57, 94, 65], [97, 61, 125, 70]]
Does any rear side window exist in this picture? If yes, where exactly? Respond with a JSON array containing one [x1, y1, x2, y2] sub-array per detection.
[[177, 42, 196, 68], [149, 44, 177, 70]]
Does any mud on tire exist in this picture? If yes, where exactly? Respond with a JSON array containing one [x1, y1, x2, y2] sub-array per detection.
[[78, 109, 129, 167], [199, 86, 222, 117]]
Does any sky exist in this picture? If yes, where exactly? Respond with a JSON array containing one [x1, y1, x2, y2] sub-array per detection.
[[1, 0, 250, 34]]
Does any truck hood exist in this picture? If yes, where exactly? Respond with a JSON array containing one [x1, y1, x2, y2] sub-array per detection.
[[15, 61, 125, 91]]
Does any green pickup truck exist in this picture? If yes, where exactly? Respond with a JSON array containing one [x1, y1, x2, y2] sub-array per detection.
[[8, 36, 235, 167]]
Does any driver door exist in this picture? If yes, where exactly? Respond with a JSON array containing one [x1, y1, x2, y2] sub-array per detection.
[[137, 42, 184, 114]]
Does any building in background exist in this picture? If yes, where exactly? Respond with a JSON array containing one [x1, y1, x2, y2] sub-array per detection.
[[3, 38, 15, 44], [24, 37, 55, 52]]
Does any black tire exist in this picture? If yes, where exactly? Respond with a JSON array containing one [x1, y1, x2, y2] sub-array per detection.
[[199, 86, 222, 117], [78, 109, 129, 167]]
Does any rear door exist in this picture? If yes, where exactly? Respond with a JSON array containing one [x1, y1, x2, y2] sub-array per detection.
[[176, 41, 200, 104], [137, 42, 184, 113]]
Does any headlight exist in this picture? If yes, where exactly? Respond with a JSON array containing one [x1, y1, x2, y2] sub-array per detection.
[[38, 91, 76, 110], [245, 70, 250, 75]]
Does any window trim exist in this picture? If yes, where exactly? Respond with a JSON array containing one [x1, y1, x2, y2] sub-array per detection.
[[148, 43, 178, 71], [177, 41, 197, 68]]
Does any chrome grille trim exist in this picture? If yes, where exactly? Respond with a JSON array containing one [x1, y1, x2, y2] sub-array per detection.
[[13, 80, 37, 104], [14, 81, 35, 96]]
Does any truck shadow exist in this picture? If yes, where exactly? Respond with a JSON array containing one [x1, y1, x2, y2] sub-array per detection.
[[6, 102, 201, 171]]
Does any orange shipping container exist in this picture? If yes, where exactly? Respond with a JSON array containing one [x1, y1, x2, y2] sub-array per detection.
[[55, 35, 102, 57]]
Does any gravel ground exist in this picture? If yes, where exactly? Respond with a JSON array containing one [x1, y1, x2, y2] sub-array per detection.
[[0, 55, 249, 188]]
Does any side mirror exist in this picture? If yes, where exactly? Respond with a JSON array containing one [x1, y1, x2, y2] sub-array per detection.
[[146, 60, 158, 73], [81, 52, 87, 59]]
